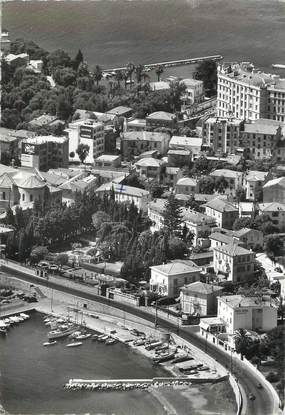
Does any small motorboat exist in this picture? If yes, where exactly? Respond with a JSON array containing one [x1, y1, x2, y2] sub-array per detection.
[[75, 333, 91, 340], [105, 338, 117, 345], [43, 341, 57, 346], [69, 331, 82, 338], [91, 334, 98, 341], [66, 341, 83, 348], [0, 328, 7, 335], [97, 335, 109, 342]]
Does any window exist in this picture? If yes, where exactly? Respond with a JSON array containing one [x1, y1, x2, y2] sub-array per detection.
[[2, 192, 5, 200], [22, 193, 25, 201], [30, 194, 33, 202]]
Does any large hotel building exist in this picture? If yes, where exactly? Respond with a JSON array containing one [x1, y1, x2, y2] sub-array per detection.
[[217, 62, 285, 122]]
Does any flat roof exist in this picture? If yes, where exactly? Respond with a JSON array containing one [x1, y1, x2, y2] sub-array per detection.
[[244, 118, 285, 135], [122, 131, 169, 142], [219, 295, 274, 309], [151, 261, 200, 275]]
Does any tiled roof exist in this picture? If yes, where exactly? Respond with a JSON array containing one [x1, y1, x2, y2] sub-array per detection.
[[245, 170, 268, 182], [135, 158, 163, 168], [263, 177, 285, 189], [209, 232, 235, 244], [17, 174, 46, 189], [204, 198, 238, 213], [182, 281, 223, 295], [214, 243, 252, 257], [182, 209, 215, 225], [244, 118, 285, 135], [210, 169, 242, 179], [259, 202, 285, 212], [106, 106, 133, 116], [147, 111, 176, 121], [96, 181, 149, 198], [176, 177, 197, 187], [151, 261, 199, 275], [0, 173, 15, 188], [169, 136, 202, 148]]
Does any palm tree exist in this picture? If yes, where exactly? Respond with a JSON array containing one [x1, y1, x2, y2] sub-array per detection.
[[93, 65, 103, 87], [155, 65, 164, 82], [115, 70, 123, 88], [126, 62, 135, 85], [135, 64, 144, 84], [122, 70, 129, 89]]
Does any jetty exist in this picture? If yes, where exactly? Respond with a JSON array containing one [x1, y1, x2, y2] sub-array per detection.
[[103, 54, 223, 73]]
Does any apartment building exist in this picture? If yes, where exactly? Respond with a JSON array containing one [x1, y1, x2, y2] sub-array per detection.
[[213, 243, 256, 283], [180, 78, 204, 104], [150, 261, 201, 298], [21, 136, 69, 171], [202, 117, 244, 155], [243, 170, 269, 201], [217, 62, 285, 122], [241, 118, 285, 161], [66, 119, 105, 164], [263, 177, 285, 203], [203, 198, 239, 229], [217, 295, 277, 334], [258, 202, 285, 232], [146, 111, 177, 131], [180, 282, 223, 316], [121, 131, 171, 160]]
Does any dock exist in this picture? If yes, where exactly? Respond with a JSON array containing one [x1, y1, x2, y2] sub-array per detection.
[[103, 54, 223, 73]]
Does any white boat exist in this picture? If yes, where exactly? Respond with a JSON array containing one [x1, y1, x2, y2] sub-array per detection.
[[20, 313, 30, 320], [3, 318, 11, 326], [75, 333, 91, 340], [66, 341, 83, 348], [43, 341, 57, 346], [48, 325, 77, 340], [9, 316, 21, 323], [97, 334, 109, 342], [69, 331, 82, 338], [272, 64, 285, 69]]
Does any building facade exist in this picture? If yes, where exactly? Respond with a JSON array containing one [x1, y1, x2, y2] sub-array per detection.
[[217, 62, 285, 122], [213, 243, 256, 283], [180, 282, 223, 316], [121, 131, 171, 160], [217, 295, 278, 333], [66, 119, 105, 164], [150, 262, 201, 298], [203, 198, 239, 229], [21, 136, 69, 171], [202, 117, 244, 155]]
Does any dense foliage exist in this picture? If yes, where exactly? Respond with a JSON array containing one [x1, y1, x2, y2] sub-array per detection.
[[1, 39, 187, 130]]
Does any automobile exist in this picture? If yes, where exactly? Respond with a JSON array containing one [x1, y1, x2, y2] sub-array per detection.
[[274, 267, 283, 273], [257, 383, 263, 389], [249, 393, 256, 401], [38, 261, 50, 269]]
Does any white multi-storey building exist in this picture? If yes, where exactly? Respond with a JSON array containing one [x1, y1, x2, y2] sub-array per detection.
[[66, 119, 105, 164], [217, 62, 285, 122]]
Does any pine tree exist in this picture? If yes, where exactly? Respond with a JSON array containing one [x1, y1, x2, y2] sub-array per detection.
[[162, 194, 183, 236], [5, 207, 15, 226]]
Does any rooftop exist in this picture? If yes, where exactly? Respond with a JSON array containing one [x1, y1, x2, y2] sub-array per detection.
[[151, 261, 200, 276], [233, 227, 261, 237], [219, 295, 275, 309], [149, 81, 170, 91], [106, 106, 133, 116], [96, 181, 150, 198], [147, 111, 176, 121], [210, 169, 243, 179], [168, 149, 192, 156], [259, 202, 285, 212], [169, 135, 202, 148], [16, 174, 46, 189], [218, 62, 281, 88], [181, 281, 223, 295], [263, 176, 285, 189], [135, 157, 163, 168], [28, 114, 60, 127], [182, 78, 203, 87], [176, 177, 197, 187], [214, 243, 253, 257], [95, 154, 121, 162], [244, 118, 285, 135], [209, 232, 236, 245], [204, 198, 238, 213], [245, 170, 269, 182], [182, 208, 215, 225], [122, 131, 170, 142]]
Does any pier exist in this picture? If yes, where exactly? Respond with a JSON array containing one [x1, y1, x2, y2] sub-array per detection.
[[103, 54, 223, 73]]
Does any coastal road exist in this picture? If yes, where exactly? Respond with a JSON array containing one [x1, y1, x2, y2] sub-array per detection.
[[3, 268, 277, 415]]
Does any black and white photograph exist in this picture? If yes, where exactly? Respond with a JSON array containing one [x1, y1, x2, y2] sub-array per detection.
[[0, 0, 284, 414]]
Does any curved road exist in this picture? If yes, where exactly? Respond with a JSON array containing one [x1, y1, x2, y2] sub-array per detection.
[[4, 268, 276, 415]]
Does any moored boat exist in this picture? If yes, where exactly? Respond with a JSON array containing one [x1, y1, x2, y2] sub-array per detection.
[[153, 352, 176, 364], [75, 333, 91, 340], [48, 325, 77, 340], [66, 341, 83, 348], [97, 335, 109, 342], [43, 340, 57, 346], [105, 338, 117, 345]]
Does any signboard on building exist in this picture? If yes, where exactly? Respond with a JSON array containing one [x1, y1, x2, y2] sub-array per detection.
[[80, 125, 93, 139], [21, 153, 39, 168], [22, 143, 38, 155]]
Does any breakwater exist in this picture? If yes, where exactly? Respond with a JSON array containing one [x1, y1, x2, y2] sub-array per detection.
[[65, 378, 191, 392]]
